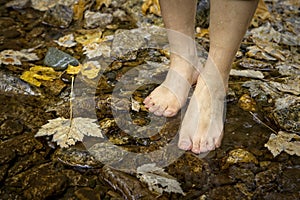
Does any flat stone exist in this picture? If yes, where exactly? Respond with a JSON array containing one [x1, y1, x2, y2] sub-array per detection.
[[42, 4, 73, 28], [44, 47, 79, 70], [84, 11, 113, 29]]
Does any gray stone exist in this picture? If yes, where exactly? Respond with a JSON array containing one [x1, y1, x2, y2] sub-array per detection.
[[42, 4, 73, 28], [44, 47, 79, 70], [84, 11, 113, 29]]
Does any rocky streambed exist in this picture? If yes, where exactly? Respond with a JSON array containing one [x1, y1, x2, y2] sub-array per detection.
[[0, 0, 299, 199]]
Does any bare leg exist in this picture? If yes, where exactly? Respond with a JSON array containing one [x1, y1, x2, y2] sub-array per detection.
[[143, 0, 199, 117], [178, 0, 258, 153]]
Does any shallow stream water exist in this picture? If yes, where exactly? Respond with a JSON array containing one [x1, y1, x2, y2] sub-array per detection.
[[0, 0, 299, 199]]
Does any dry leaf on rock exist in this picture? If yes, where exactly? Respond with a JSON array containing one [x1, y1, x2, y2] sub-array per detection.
[[137, 163, 184, 195], [230, 69, 264, 79], [265, 131, 300, 157], [35, 117, 103, 148], [54, 34, 77, 47]]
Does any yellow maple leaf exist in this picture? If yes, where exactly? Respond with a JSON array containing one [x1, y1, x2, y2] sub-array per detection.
[[66, 64, 82, 75], [20, 66, 61, 87]]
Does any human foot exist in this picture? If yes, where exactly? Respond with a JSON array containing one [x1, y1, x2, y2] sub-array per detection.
[[143, 54, 199, 117], [178, 58, 227, 154]]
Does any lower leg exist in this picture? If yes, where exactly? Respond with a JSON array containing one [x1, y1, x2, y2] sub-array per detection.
[[178, 0, 258, 153], [143, 0, 198, 117]]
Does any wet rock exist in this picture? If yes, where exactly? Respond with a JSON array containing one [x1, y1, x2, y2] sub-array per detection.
[[62, 170, 95, 187], [111, 29, 147, 60], [44, 47, 79, 70], [167, 153, 210, 190], [74, 187, 101, 200], [6, 163, 68, 199], [0, 119, 24, 140], [54, 148, 103, 169], [255, 163, 281, 186], [0, 164, 9, 182], [0, 71, 41, 96], [101, 165, 157, 199], [222, 149, 258, 169], [0, 134, 43, 157], [5, 0, 30, 9], [279, 167, 300, 193], [228, 166, 255, 188], [0, 147, 16, 165], [273, 95, 300, 132], [31, 0, 78, 11], [84, 11, 113, 29], [207, 185, 246, 200], [196, 0, 210, 28], [0, 28, 21, 39], [42, 4, 73, 28], [0, 17, 15, 29], [7, 152, 45, 177]]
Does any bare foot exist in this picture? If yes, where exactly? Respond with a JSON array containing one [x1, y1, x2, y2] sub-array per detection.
[[143, 54, 199, 117], [178, 58, 227, 154]]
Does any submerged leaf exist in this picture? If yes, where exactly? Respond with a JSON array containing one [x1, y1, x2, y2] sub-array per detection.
[[95, 0, 111, 9], [20, 66, 61, 87], [66, 64, 82, 75], [142, 0, 161, 16], [137, 163, 184, 195], [81, 61, 101, 79], [54, 34, 77, 47], [35, 117, 103, 148], [0, 49, 39, 65], [265, 131, 300, 157]]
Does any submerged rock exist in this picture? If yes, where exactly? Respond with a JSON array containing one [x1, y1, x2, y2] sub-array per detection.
[[0, 70, 41, 96], [84, 11, 113, 29], [42, 4, 73, 28], [273, 95, 300, 132], [44, 47, 79, 70]]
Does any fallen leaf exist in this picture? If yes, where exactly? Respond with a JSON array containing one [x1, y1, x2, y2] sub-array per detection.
[[137, 163, 184, 195], [20, 66, 61, 87], [131, 98, 140, 112], [0, 49, 39, 65], [230, 69, 264, 79], [66, 64, 82, 75], [73, 0, 87, 21], [54, 34, 77, 47], [35, 117, 103, 148], [142, 0, 161, 16], [81, 61, 101, 79], [75, 31, 103, 45], [238, 94, 257, 112], [83, 42, 111, 59], [265, 131, 300, 157], [95, 0, 111, 9]]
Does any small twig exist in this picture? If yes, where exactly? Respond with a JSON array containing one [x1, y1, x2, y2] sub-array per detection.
[[249, 111, 277, 134], [69, 76, 75, 124]]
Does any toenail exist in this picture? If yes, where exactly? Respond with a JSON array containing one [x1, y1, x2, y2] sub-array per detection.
[[179, 142, 191, 150]]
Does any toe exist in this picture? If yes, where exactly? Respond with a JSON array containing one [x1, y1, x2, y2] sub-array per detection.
[[191, 140, 202, 154], [148, 105, 160, 113], [206, 138, 215, 151], [178, 140, 192, 151], [163, 107, 178, 117], [154, 106, 167, 116], [143, 96, 151, 104]]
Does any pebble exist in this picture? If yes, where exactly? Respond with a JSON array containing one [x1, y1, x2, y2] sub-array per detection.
[[44, 47, 79, 70]]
